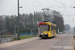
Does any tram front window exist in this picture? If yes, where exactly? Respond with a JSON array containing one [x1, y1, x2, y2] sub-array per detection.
[[39, 25, 49, 33]]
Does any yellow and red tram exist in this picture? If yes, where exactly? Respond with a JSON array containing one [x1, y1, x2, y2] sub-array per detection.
[[38, 22, 56, 38]]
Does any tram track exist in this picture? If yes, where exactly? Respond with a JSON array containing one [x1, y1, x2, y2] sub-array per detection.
[[61, 35, 71, 50], [2, 34, 73, 50], [12, 34, 69, 50], [16, 38, 59, 50], [49, 34, 71, 50], [6, 38, 40, 50]]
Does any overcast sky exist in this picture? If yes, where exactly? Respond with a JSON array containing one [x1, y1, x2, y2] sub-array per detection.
[[0, 0, 75, 28]]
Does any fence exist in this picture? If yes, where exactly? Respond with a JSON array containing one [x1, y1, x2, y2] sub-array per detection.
[[0, 33, 38, 44], [0, 35, 17, 44], [14, 32, 38, 36]]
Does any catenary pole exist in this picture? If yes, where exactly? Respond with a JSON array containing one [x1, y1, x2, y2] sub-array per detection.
[[17, 0, 20, 40]]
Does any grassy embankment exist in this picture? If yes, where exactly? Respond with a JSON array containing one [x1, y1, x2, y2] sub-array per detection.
[[20, 36, 35, 39], [13, 36, 37, 41]]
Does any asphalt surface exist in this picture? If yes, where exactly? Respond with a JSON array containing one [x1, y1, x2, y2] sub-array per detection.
[[0, 33, 74, 50]]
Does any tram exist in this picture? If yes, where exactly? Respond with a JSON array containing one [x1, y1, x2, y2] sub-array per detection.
[[38, 21, 56, 38]]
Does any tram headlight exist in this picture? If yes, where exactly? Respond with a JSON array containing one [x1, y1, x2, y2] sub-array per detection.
[[41, 33, 44, 35]]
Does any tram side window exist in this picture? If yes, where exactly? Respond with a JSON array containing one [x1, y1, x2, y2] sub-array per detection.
[[51, 26, 53, 30], [53, 26, 55, 30], [55, 27, 56, 30], [48, 25, 50, 31]]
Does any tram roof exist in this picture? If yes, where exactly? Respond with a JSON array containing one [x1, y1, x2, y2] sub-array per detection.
[[38, 22, 56, 26]]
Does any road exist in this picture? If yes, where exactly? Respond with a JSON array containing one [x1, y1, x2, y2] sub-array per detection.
[[0, 33, 74, 50]]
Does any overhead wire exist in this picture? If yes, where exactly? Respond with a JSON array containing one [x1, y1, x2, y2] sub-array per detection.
[[61, 0, 70, 22], [35, 0, 54, 8], [55, 0, 75, 23], [20, 0, 27, 3], [35, 0, 45, 7], [56, 0, 75, 16], [20, 0, 73, 16], [70, 0, 75, 23], [55, 0, 73, 8], [70, 0, 72, 22], [19, 0, 46, 7]]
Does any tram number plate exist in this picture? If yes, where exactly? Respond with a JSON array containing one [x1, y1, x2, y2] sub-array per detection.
[[41, 33, 44, 35]]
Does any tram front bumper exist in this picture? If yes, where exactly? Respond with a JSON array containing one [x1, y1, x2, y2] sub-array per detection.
[[40, 33, 47, 35], [39, 33, 48, 37]]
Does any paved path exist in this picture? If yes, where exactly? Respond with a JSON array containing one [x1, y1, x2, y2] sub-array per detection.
[[0, 33, 74, 50]]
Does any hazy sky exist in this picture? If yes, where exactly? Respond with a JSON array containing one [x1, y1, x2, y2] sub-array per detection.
[[0, 0, 75, 27]]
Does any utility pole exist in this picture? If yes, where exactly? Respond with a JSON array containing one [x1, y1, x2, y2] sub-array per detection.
[[14, 15, 16, 35], [33, 11, 36, 36], [17, 0, 20, 40]]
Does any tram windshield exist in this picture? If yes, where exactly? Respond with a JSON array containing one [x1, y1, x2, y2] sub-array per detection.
[[39, 25, 49, 33]]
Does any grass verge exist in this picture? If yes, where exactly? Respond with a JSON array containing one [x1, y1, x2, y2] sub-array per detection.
[[13, 36, 37, 41], [20, 36, 35, 39]]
